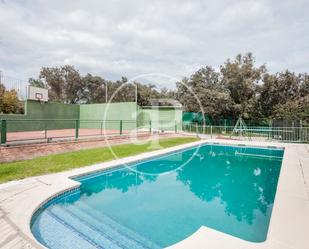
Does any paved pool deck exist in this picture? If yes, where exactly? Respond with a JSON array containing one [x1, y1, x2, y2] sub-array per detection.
[[0, 139, 308, 249]]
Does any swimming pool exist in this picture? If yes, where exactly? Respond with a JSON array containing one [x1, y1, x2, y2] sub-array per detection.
[[31, 143, 284, 249]]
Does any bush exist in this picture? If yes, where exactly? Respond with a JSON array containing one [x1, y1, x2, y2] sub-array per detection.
[[0, 83, 24, 114]]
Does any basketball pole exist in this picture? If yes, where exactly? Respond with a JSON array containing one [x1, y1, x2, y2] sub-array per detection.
[[135, 82, 137, 104], [105, 82, 108, 103]]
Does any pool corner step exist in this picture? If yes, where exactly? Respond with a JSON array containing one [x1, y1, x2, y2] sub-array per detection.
[[73, 203, 162, 249], [49, 204, 161, 249]]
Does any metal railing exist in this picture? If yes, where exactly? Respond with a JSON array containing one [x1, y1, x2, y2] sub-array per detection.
[[2, 119, 307, 145], [0, 119, 180, 145], [182, 124, 309, 143], [0, 71, 28, 100]]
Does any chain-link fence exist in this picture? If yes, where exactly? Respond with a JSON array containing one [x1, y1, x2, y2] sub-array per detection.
[[0, 71, 28, 100]]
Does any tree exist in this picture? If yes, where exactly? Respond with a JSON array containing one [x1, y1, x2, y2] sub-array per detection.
[[259, 70, 301, 118], [0, 83, 24, 114], [39, 67, 64, 102], [272, 96, 309, 125], [26, 53, 309, 125], [28, 78, 45, 88], [82, 74, 107, 103], [176, 66, 232, 121], [38, 65, 84, 104], [0, 83, 5, 111], [32, 67, 167, 105], [62, 65, 84, 104], [300, 73, 309, 97], [105, 77, 135, 103], [136, 83, 161, 106], [220, 53, 266, 119]]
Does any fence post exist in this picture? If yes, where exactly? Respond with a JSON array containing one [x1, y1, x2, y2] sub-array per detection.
[[1, 120, 7, 145], [75, 119, 79, 140], [268, 120, 272, 141], [44, 121, 47, 139], [100, 121, 103, 136], [210, 125, 213, 138], [300, 120, 303, 142], [120, 120, 123, 135], [175, 120, 177, 133], [149, 120, 152, 133]]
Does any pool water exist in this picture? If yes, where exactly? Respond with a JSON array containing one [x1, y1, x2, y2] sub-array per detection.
[[31, 144, 283, 249]]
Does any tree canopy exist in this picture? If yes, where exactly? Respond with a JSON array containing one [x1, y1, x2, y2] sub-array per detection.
[[176, 53, 309, 125], [26, 53, 309, 124], [0, 83, 24, 114]]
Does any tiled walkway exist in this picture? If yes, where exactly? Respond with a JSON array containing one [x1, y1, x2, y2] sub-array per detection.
[[297, 144, 309, 200], [0, 179, 44, 249], [0, 207, 36, 249]]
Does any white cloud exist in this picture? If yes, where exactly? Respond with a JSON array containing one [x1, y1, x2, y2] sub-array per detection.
[[0, 0, 308, 88]]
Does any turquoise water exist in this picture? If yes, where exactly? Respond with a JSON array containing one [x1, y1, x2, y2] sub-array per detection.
[[31, 144, 283, 249]]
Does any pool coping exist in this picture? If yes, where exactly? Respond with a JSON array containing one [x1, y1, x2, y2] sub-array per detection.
[[0, 139, 308, 249]]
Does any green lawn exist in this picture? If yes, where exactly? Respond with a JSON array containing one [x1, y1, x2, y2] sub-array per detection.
[[0, 137, 199, 184]]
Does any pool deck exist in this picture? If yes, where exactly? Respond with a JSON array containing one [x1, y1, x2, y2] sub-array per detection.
[[0, 139, 308, 249]]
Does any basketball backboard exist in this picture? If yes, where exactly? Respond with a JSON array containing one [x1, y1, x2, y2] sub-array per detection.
[[28, 86, 48, 102]]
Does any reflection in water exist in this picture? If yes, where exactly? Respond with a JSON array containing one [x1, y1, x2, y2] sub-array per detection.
[[176, 146, 281, 224], [33, 144, 283, 248]]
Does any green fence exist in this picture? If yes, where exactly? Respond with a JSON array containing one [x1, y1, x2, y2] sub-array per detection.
[[139, 107, 183, 131], [0, 118, 181, 145], [0, 100, 80, 132], [182, 112, 235, 126], [80, 102, 138, 121], [182, 124, 309, 143], [0, 101, 183, 132]]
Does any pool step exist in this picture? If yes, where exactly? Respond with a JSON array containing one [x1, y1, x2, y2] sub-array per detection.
[[48, 204, 160, 249], [72, 202, 160, 249], [32, 210, 98, 249]]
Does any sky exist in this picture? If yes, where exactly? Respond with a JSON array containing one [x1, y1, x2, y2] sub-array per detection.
[[0, 0, 308, 89]]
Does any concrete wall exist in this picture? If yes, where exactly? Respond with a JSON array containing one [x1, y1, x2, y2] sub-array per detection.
[[0, 101, 183, 133], [0, 100, 79, 132], [79, 102, 138, 130]]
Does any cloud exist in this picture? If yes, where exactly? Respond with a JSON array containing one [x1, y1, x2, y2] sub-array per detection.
[[0, 0, 308, 88]]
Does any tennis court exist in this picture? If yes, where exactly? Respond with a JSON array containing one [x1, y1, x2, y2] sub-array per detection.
[[1, 118, 181, 145], [6, 128, 137, 142]]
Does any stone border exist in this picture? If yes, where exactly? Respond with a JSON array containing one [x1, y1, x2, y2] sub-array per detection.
[[0, 139, 308, 249]]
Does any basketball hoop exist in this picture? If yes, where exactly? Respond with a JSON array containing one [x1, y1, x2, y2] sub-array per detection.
[[35, 93, 44, 103], [28, 86, 48, 102]]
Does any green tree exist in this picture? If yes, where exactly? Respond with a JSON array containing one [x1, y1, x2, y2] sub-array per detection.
[[82, 74, 107, 103], [28, 78, 45, 88], [27, 53, 308, 124], [106, 77, 135, 103], [272, 97, 309, 125], [220, 53, 266, 119], [259, 70, 301, 118], [300, 73, 309, 97], [136, 83, 161, 106], [176, 66, 232, 121], [0, 83, 5, 111], [38, 65, 83, 104], [62, 65, 84, 104], [0, 84, 24, 114]]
